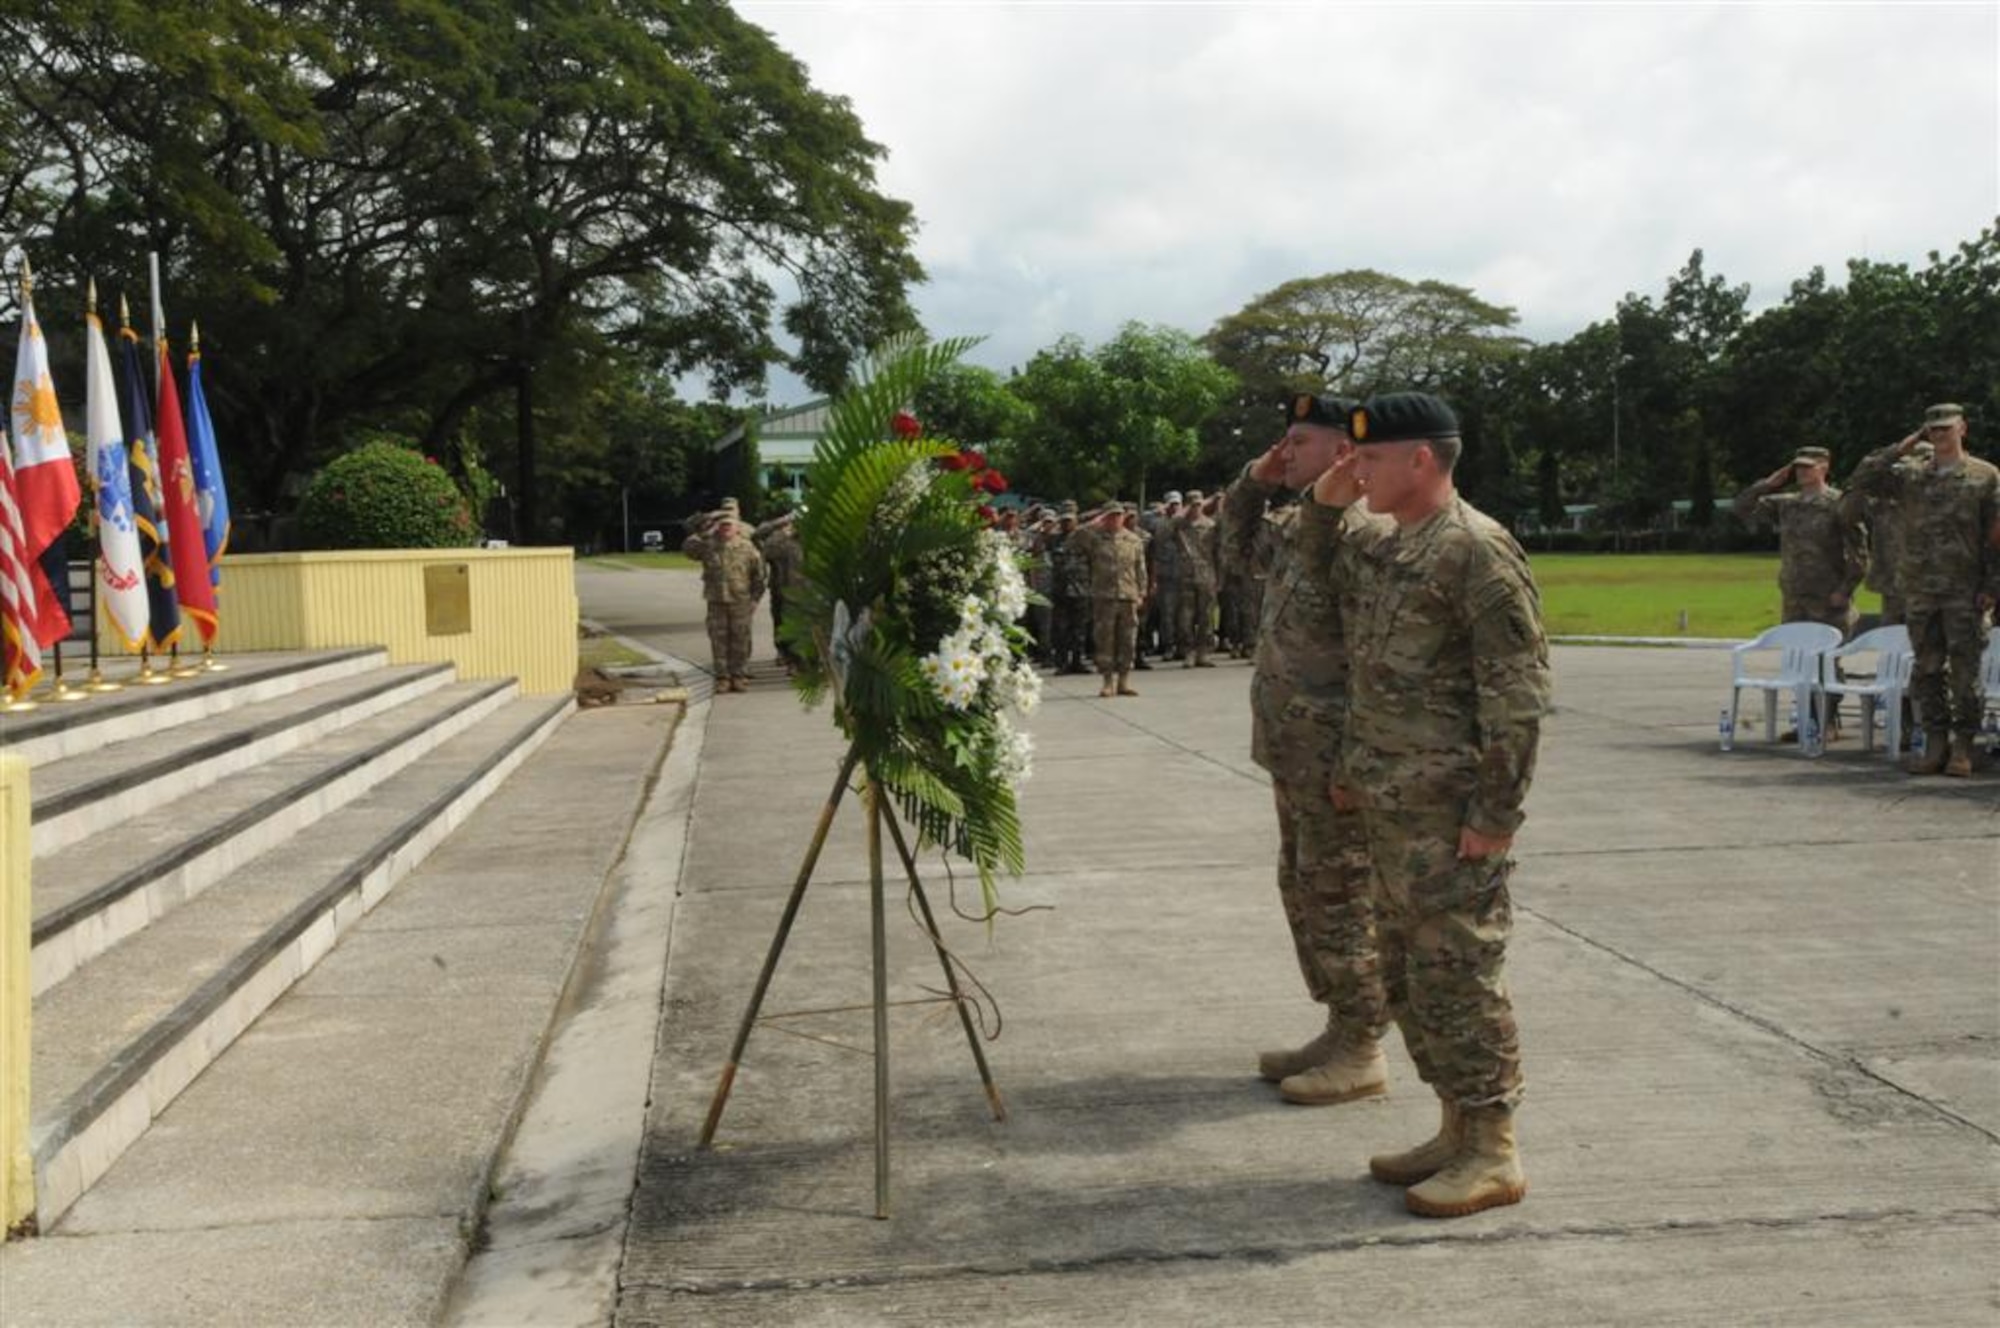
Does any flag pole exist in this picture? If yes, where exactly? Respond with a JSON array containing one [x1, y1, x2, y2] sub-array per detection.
[[149, 253, 195, 679], [19, 258, 87, 705], [1, 255, 38, 712], [128, 286, 169, 688], [190, 318, 224, 673], [81, 278, 121, 695]]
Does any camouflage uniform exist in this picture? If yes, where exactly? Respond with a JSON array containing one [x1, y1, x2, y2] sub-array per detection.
[[1147, 506, 1183, 659], [1842, 448, 1932, 627], [1223, 466, 1387, 1050], [1309, 493, 1551, 1112], [1172, 504, 1220, 664], [754, 520, 803, 666], [1731, 481, 1866, 635], [1850, 444, 2000, 745], [682, 525, 766, 683], [1050, 523, 1093, 672], [1084, 521, 1148, 676]]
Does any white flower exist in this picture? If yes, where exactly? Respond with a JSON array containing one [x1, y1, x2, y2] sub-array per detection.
[[993, 718, 1035, 784]]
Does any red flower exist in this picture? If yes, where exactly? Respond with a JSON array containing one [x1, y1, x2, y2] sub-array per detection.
[[976, 469, 1009, 494], [936, 452, 973, 472], [963, 449, 988, 471], [891, 410, 922, 439], [977, 504, 998, 525]]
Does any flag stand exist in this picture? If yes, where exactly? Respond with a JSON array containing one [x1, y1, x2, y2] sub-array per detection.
[[698, 742, 1007, 1221], [166, 643, 200, 679], [134, 648, 172, 686], [48, 643, 88, 703], [198, 645, 226, 673]]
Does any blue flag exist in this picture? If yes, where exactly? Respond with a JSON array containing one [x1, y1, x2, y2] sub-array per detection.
[[185, 342, 230, 590]]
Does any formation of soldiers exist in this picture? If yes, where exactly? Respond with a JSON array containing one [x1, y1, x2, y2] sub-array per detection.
[[679, 497, 804, 692], [1732, 402, 2000, 776]]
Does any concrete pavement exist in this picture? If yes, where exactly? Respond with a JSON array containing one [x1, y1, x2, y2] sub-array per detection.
[[511, 564, 1998, 1327]]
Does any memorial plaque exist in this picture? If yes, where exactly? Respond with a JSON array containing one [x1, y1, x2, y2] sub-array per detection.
[[424, 563, 472, 636]]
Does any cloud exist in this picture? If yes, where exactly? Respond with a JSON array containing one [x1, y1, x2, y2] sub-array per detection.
[[741, 1, 1999, 378]]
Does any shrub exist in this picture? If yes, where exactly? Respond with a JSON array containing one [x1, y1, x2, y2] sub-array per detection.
[[297, 440, 477, 550]]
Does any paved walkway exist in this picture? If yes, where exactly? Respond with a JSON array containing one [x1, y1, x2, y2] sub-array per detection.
[[528, 565, 1998, 1327]]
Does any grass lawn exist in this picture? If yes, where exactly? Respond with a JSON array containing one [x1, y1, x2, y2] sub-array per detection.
[[1529, 553, 1881, 639], [582, 551, 699, 572]]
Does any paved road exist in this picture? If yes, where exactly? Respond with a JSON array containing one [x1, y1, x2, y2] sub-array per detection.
[[575, 564, 1999, 1327]]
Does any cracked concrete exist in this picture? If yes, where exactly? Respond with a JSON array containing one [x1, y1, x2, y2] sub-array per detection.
[[529, 567, 1998, 1327]]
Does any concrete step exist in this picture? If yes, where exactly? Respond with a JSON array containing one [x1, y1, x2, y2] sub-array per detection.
[[28, 661, 458, 858], [26, 693, 574, 1227], [28, 678, 519, 996], [0, 648, 387, 768]]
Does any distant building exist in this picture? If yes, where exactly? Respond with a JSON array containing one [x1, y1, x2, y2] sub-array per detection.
[[710, 399, 832, 500]]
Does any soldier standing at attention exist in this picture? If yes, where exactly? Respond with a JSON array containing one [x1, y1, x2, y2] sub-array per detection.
[[1148, 492, 1185, 662], [1049, 502, 1093, 674], [1849, 403, 2000, 777], [1732, 445, 1867, 734], [1223, 393, 1390, 1106], [1174, 489, 1221, 667], [1085, 504, 1148, 697], [1309, 391, 1551, 1218], [753, 510, 803, 673], [1842, 442, 1931, 629], [682, 498, 767, 693]]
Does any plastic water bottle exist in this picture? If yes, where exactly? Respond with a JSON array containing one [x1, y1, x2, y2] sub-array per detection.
[[1718, 708, 1734, 752], [1803, 711, 1824, 758], [1912, 728, 1928, 760]]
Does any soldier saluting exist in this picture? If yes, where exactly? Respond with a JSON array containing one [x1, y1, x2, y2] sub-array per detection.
[[1307, 391, 1551, 1219], [1848, 403, 2000, 777]]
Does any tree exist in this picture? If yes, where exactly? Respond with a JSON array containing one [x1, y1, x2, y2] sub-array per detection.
[[2, 1, 923, 539], [1004, 323, 1234, 502], [912, 362, 1031, 451], [1201, 269, 1528, 479]]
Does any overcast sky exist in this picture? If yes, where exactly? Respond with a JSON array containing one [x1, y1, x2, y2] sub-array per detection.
[[739, 0, 1999, 389]]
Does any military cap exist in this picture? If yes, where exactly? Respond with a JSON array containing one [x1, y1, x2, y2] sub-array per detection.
[[1924, 403, 1966, 426], [1286, 392, 1358, 429], [1163, 489, 1184, 505], [1791, 446, 1831, 466], [1059, 499, 1079, 518], [1348, 392, 1461, 445], [1185, 488, 1206, 503]]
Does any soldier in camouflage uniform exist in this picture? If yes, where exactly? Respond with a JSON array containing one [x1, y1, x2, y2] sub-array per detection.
[[1733, 445, 1867, 733], [1173, 490, 1221, 667], [1148, 493, 1185, 662], [753, 511, 803, 672], [1841, 442, 1931, 628], [682, 498, 767, 692], [1047, 503, 1092, 673], [1849, 403, 2000, 777], [1083, 504, 1148, 697], [1224, 393, 1389, 1107], [1309, 391, 1551, 1219]]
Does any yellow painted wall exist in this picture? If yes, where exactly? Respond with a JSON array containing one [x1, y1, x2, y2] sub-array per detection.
[[0, 756, 31, 1235], [102, 548, 579, 694]]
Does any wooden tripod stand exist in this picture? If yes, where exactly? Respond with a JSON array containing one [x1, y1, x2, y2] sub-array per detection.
[[697, 743, 1007, 1218]]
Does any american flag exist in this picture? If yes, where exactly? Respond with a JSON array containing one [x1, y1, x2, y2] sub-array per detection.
[[0, 423, 43, 700]]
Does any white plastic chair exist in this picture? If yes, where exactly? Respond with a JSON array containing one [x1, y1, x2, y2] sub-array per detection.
[[1727, 622, 1842, 750], [1817, 625, 1913, 756]]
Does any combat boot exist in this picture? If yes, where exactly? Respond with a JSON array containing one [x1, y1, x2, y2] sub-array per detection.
[[1116, 672, 1139, 697], [1404, 1107, 1526, 1218], [1905, 730, 1949, 775], [1278, 1038, 1387, 1105], [1256, 1022, 1338, 1083], [1944, 734, 1974, 778], [1098, 674, 1116, 699], [1368, 1098, 1463, 1185]]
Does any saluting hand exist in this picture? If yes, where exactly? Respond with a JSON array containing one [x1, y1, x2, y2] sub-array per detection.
[[1763, 464, 1795, 490], [1311, 450, 1363, 508], [1250, 438, 1288, 485], [1896, 430, 1923, 455], [1457, 825, 1514, 861]]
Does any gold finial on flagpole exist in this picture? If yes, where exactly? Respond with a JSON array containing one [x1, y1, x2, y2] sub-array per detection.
[[191, 319, 200, 354], [120, 292, 131, 331], [18, 252, 31, 299], [87, 276, 97, 316]]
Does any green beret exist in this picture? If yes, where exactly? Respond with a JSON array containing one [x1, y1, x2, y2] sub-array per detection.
[[1349, 391, 1461, 445], [1286, 392, 1358, 430]]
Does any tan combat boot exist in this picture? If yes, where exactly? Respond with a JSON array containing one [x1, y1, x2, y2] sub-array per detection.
[[1404, 1107, 1526, 1218], [1905, 730, 1950, 775], [1257, 1023, 1338, 1083], [1944, 734, 1974, 778], [1116, 672, 1139, 697], [1278, 1038, 1388, 1106], [1369, 1098, 1462, 1185], [1098, 674, 1116, 698]]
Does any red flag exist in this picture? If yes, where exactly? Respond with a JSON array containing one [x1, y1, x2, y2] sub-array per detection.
[[0, 425, 44, 699], [154, 342, 216, 642], [10, 288, 82, 644]]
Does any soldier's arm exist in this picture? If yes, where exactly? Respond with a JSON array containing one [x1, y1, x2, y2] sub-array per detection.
[[1221, 466, 1276, 575], [1847, 443, 1908, 498], [747, 546, 768, 599], [1731, 480, 1781, 525], [1837, 494, 1869, 600], [681, 532, 709, 558], [1464, 545, 1554, 839]]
